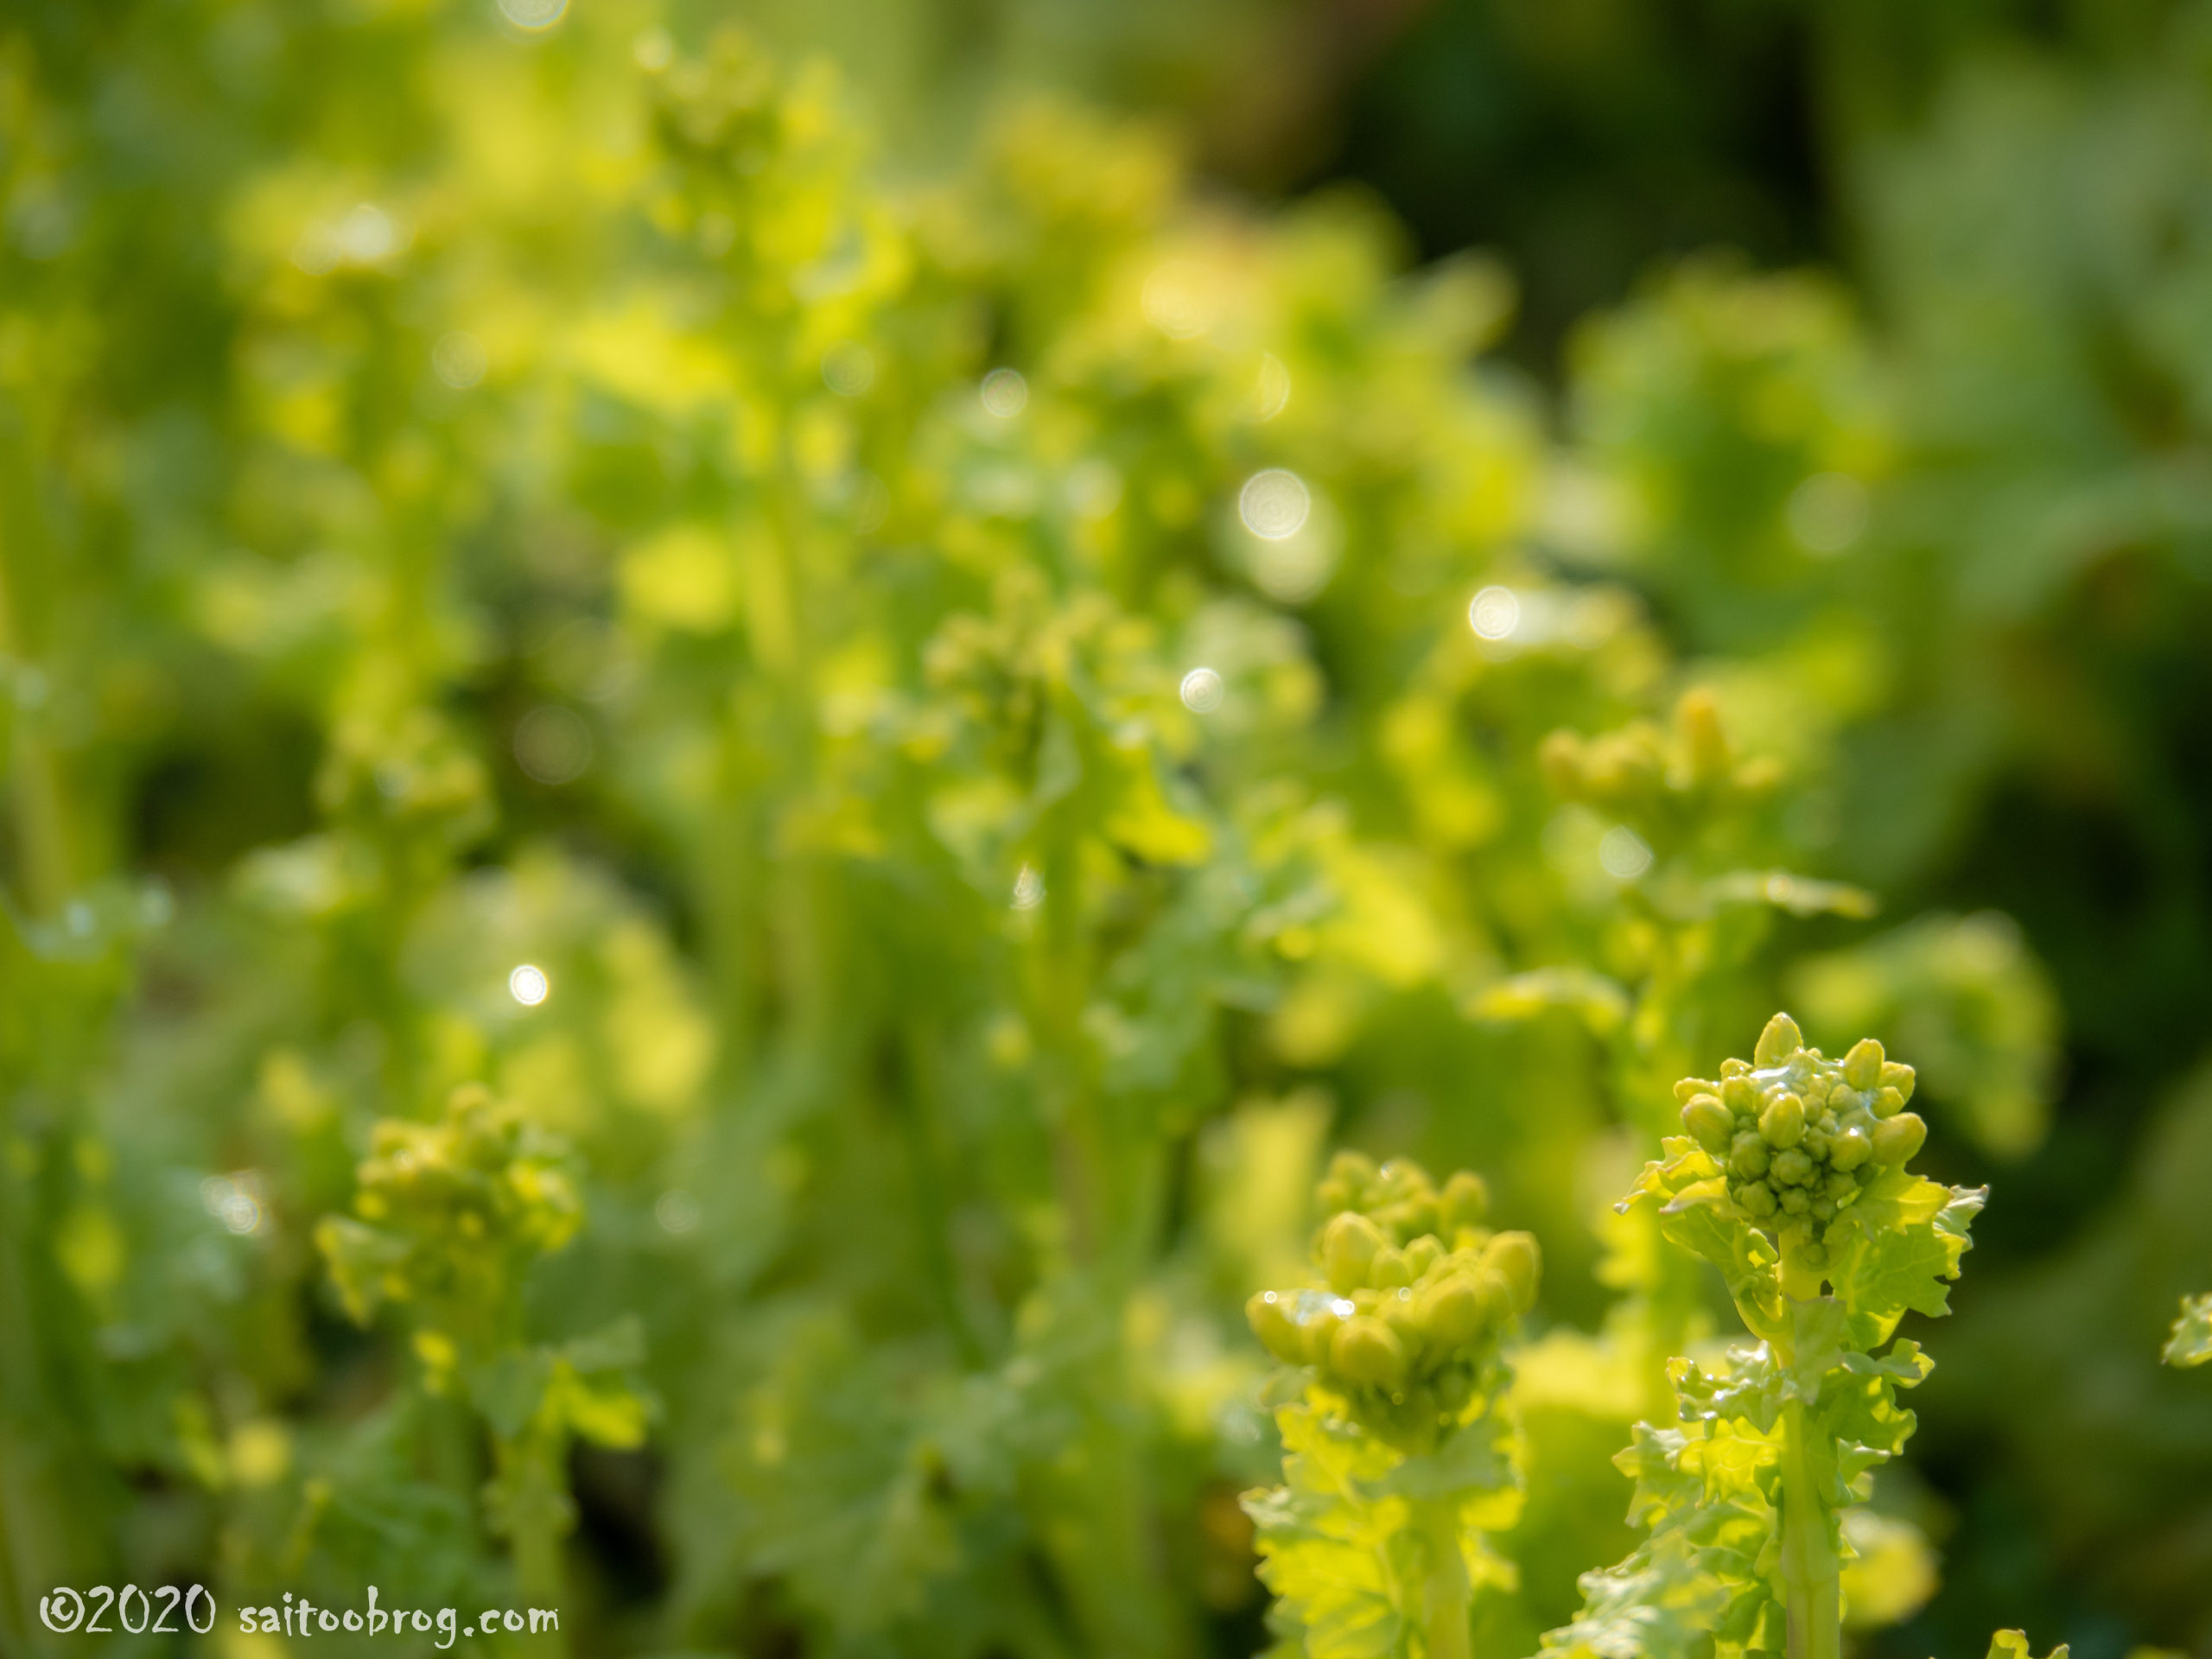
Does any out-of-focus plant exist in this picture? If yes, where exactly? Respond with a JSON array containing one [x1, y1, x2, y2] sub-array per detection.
[[1243, 1155, 1535, 1659], [2164, 1296, 2212, 1370], [0, 7, 2094, 1659], [318, 1084, 650, 1618]]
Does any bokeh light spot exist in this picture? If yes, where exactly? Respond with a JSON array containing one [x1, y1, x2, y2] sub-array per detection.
[[498, 0, 568, 30], [657, 1190, 702, 1234], [981, 368, 1028, 417], [432, 332, 486, 390], [1599, 826, 1654, 880], [515, 704, 592, 785], [1251, 353, 1291, 421], [1239, 469, 1310, 541], [1469, 586, 1521, 640], [823, 342, 875, 397], [1011, 864, 1046, 910], [200, 1173, 265, 1236], [1789, 473, 1869, 556]]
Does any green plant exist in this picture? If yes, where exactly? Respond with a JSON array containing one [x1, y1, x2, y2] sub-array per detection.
[[318, 1084, 650, 1619], [10, 3, 2167, 1656], [1243, 1154, 1535, 1659], [2164, 1295, 2212, 1369], [1538, 1014, 2048, 1659]]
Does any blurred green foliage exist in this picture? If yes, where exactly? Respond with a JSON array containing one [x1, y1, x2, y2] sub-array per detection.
[[2, 2, 2209, 1658]]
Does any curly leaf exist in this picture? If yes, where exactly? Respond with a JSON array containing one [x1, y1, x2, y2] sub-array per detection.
[[1824, 1173, 1984, 1347], [2163, 1293, 2212, 1368], [1622, 1137, 1783, 1336], [1541, 1413, 1782, 1659]]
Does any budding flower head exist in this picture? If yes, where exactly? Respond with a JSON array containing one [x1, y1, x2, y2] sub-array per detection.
[[1247, 1154, 1535, 1448], [1662, 1015, 1943, 1299]]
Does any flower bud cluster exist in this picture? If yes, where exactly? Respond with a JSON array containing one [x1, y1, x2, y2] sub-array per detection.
[[1675, 1013, 1924, 1286], [1247, 1152, 1539, 1447], [321, 1084, 581, 1329], [1539, 689, 1781, 815]]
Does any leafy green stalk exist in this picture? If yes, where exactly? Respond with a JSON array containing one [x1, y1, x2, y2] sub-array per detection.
[[1243, 1154, 1537, 1658], [1542, 1014, 1989, 1659], [320, 1085, 651, 1628]]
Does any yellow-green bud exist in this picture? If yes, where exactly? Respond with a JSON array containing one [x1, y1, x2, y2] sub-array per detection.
[[1878, 1061, 1916, 1103], [1722, 1075, 1758, 1116], [1247, 1292, 1306, 1364], [1379, 1286, 1422, 1340], [1872, 1086, 1905, 1119], [1683, 1095, 1734, 1154], [1759, 1092, 1806, 1149], [1729, 1131, 1770, 1179], [1737, 1180, 1777, 1217], [1323, 1211, 1384, 1294], [1389, 1194, 1440, 1240], [1675, 1077, 1718, 1104], [1404, 1235, 1444, 1277], [1843, 1038, 1885, 1091], [1771, 1147, 1814, 1186], [1538, 729, 1585, 798], [1719, 1058, 1751, 1079], [1331, 1317, 1408, 1388], [1377, 1157, 1430, 1197], [1371, 1247, 1414, 1290], [1482, 1230, 1541, 1313], [1829, 1125, 1872, 1171], [1779, 1186, 1810, 1214], [1416, 1272, 1491, 1347], [1440, 1170, 1489, 1231], [1872, 1112, 1926, 1166], [1754, 1013, 1804, 1069], [1326, 1149, 1379, 1190], [1677, 688, 1732, 785], [1301, 1300, 1349, 1366]]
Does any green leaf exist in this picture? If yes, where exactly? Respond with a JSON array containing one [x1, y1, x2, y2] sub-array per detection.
[[1247, 1398, 1524, 1659], [1541, 1411, 1783, 1659], [1986, 1630, 2070, 1659], [1824, 1173, 1984, 1346], [2163, 1293, 2212, 1368], [471, 1349, 556, 1440], [1622, 1137, 1784, 1338], [1245, 1406, 1418, 1659]]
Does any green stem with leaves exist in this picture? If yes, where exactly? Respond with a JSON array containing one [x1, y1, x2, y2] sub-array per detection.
[[1246, 1156, 1535, 1659]]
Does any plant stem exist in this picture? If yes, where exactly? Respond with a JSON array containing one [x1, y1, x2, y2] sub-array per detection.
[[1421, 1501, 1472, 1659], [1778, 1397, 1841, 1659], [496, 1428, 572, 1656]]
